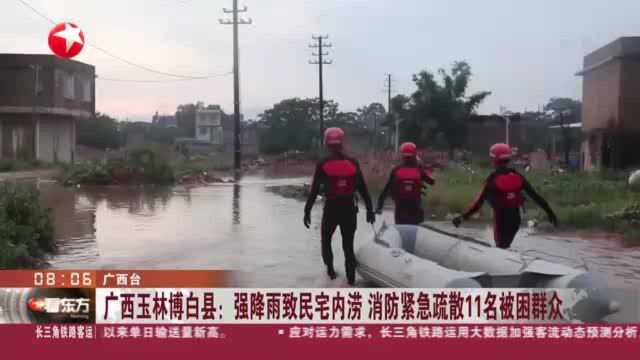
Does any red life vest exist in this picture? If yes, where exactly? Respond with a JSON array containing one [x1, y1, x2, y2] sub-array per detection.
[[322, 159, 357, 198], [492, 172, 524, 208], [394, 167, 422, 201]]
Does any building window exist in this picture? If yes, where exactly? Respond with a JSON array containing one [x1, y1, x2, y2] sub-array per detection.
[[64, 74, 75, 99], [212, 127, 223, 145], [82, 78, 91, 102], [199, 126, 208, 136], [55, 70, 75, 99], [35, 65, 45, 95], [55, 69, 64, 91]]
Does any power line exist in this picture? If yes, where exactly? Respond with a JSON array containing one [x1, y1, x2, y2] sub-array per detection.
[[97, 71, 233, 83], [17, 0, 55, 23], [16, 0, 222, 79]]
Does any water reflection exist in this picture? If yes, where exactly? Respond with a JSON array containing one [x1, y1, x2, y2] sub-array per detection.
[[37, 181, 99, 265], [230, 171, 242, 225], [80, 186, 173, 215], [232, 183, 241, 225]]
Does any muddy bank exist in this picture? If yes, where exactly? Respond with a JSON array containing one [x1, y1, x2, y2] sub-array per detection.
[[265, 183, 311, 199], [0, 169, 60, 182]]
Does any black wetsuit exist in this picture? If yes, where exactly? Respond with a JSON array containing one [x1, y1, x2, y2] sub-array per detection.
[[377, 162, 435, 225], [461, 167, 555, 249], [304, 152, 373, 279]]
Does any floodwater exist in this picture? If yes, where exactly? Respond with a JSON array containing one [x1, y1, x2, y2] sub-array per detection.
[[38, 174, 640, 318]]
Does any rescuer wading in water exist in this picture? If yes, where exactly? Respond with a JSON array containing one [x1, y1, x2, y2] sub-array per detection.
[[304, 127, 375, 285], [452, 143, 557, 249], [376, 142, 435, 225]]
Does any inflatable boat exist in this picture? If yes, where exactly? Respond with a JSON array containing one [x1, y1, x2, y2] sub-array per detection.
[[356, 223, 620, 321]]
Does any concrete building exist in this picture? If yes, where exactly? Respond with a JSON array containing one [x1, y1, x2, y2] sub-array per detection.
[[192, 106, 258, 156], [195, 107, 224, 144], [0, 54, 95, 163], [577, 37, 640, 170], [151, 112, 177, 128]]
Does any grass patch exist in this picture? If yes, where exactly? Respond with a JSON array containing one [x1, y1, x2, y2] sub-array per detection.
[[0, 158, 51, 172], [173, 154, 233, 178]]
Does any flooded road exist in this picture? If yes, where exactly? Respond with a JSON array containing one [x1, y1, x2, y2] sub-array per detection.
[[39, 174, 640, 315]]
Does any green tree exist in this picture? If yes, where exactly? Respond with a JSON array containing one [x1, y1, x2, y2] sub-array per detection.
[[258, 98, 360, 154], [357, 102, 386, 130], [400, 61, 491, 150], [258, 98, 318, 154], [544, 97, 581, 166], [77, 112, 120, 150], [357, 102, 386, 149]]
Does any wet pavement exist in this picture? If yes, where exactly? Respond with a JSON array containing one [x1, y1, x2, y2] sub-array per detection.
[[38, 175, 640, 319]]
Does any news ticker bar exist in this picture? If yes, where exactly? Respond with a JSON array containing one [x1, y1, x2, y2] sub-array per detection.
[[0, 287, 600, 324], [4, 325, 640, 359], [0, 270, 229, 288], [24, 324, 640, 341]]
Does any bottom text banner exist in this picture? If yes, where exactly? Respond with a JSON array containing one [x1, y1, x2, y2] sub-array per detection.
[[97, 288, 593, 324]]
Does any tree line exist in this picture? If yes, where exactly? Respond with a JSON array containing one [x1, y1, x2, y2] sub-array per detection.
[[77, 102, 235, 150], [81, 60, 581, 160], [256, 60, 581, 158]]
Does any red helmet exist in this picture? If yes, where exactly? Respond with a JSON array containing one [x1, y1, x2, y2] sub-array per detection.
[[323, 127, 344, 147], [400, 142, 417, 157], [489, 143, 513, 164]]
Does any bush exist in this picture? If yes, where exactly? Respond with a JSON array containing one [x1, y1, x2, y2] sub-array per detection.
[[0, 182, 55, 268], [61, 148, 175, 185], [61, 160, 111, 186], [623, 227, 640, 246], [126, 148, 174, 184]]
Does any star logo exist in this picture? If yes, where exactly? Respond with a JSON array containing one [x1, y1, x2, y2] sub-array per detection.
[[48, 22, 85, 59]]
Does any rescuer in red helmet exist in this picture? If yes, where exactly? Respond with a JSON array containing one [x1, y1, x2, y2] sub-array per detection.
[[452, 143, 557, 249], [376, 142, 435, 225], [304, 127, 375, 285]]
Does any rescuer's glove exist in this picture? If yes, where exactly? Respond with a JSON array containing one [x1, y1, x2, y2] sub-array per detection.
[[375, 206, 383, 215], [366, 210, 376, 224], [452, 216, 463, 228], [303, 212, 311, 229], [547, 212, 558, 227]]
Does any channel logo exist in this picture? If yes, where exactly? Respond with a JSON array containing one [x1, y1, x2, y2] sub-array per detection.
[[28, 298, 90, 315], [0, 288, 95, 324]]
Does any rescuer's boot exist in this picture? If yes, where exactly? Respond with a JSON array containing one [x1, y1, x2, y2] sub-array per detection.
[[346, 266, 356, 286], [327, 265, 337, 280]]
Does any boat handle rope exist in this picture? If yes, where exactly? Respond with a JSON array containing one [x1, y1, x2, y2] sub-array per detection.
[[519, 249, 590, 271]]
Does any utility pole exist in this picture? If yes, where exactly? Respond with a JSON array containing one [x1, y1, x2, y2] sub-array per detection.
[[373, 113, 378, 151], [500, 106, 512, 146], [309, 35, 332, 145], [384, 74, 397, 152], [220, 0, 251, 171]]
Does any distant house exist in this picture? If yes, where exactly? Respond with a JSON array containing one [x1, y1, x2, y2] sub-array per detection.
[[577, 37, 640, 170], [195, 107, 224, 144], [192, 106, 257, 156], [0, 54, 95, 163], [151, 111, 177, 128], [120, 121, 150, 149]]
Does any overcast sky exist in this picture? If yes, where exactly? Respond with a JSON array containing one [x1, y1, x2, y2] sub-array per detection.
[[3, 0, 640, 122]]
